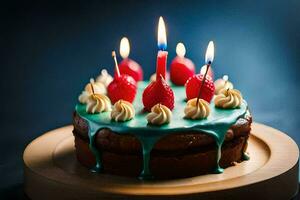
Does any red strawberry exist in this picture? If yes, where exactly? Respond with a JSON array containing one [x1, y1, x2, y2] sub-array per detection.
[[117, 59, 143, 82], [107, 74, 137, 104], [170, 57, 195, 85], [142, 76, 174, 111], [185, 74, 215, 103]]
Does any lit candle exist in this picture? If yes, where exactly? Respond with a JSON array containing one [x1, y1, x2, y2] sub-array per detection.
[[156, 16, 168, 81], [142, 16, 174, 112], [170, 42, 195, 85], [118, 37, 143, 82], [197, 41, 214, 103]]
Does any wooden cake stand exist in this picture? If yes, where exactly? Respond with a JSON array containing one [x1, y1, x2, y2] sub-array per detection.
[[23, 123, 299, 200]]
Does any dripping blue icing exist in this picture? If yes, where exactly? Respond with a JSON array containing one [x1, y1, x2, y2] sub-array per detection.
[[75, 81, 248, 179]]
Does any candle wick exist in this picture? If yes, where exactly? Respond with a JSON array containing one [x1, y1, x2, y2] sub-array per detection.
[[196, 64, 210, 105], [112, 51, 121, 78]]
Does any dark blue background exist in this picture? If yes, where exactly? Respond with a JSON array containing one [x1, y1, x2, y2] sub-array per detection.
[[1, 0, 300, 198]]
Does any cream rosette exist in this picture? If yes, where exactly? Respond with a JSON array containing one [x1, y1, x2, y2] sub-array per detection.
[[146, 103, 172, 125], [214, 88, 243, 109], [96, 69, 113, 87], [85, 78, 106, 94], [184, 98, 210, 120], [111, 100, 135, 122], [86, 94, 111, 114], [78, 91, 90, 104], [78, 78, 106, 104], [214, 78, 233, 95]]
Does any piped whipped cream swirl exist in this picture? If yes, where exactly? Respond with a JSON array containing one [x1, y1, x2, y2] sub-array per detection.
[[111, 100, 135, 122], [214, 78, 233, 95], [96, 69, 113, 87], [85, 78, 106, 94], [147, 103, 172, 125], [86, 94, 111, 114], [214, 88, 243, 109], [78, 78, 106, 104], [78, 91, 90, 104], [184, 98, 210, 119]]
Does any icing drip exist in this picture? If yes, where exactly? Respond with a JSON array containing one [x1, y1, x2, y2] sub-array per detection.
[[111, 100, 135, 121], [75, 81, 248, 179], [215, 88, 243, 109], [214, 78, 233, 95], [96, 69, 113, 87], [137, 136, 158, 179], [184, 98, 210, 119], [88, 122, 103, 172], [147, 104, 172, 125], [86, 94, 111, 114]]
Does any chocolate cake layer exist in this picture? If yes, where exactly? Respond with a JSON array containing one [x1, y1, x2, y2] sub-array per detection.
[[72, 111, 252, 153], [74, 134, 248, 179]]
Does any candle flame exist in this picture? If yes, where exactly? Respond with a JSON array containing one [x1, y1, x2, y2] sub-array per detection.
[[205, 41, 214, 64], [158, 16, 167, 50], [176, 42, 186, 57], [223, 75, 228, 82], [120, 37, 130, 59]]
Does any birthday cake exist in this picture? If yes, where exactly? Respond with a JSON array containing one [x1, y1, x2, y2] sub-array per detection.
[[72, 17, 251, 179]]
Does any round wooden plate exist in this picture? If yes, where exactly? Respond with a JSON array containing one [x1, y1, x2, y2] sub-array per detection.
[[23, 123, 299, 200]]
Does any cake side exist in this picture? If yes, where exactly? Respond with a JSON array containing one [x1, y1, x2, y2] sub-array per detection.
[[72, 110, 251, 179]]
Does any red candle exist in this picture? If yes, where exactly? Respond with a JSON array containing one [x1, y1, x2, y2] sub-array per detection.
[[156, 50, 168, 80], [142, 16, 174, 111], [156, 17, 168, 80], [170, 43, 195, 85], [118, 37, 143, 82]]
